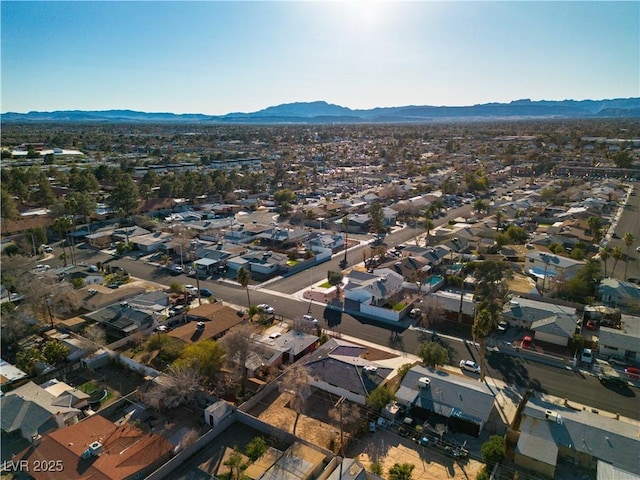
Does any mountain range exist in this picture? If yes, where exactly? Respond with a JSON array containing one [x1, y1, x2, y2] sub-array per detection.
[[2, 98, 639, 124]]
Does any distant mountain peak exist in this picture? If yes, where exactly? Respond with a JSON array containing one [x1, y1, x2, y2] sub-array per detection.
[[2, 97, 638, 124]]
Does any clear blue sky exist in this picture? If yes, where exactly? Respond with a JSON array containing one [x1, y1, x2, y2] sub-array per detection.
[[2, 1, 638, 115]]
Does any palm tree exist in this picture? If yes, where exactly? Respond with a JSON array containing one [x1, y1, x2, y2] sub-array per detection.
[[423, 218, 434, 246], [472, 308, 494, 382], [623, 233, 635, 280], [495, 210, 504, 230], [53, 216, 73, 265], [237, 266, 252, 308], [342, 215, 349, 265], [611, 246, 624, 277], [587, 216, 603, 245], [599, 246, 611, 278]]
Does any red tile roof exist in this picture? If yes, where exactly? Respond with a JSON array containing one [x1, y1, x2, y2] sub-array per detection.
[[14, 414, 173, 480]]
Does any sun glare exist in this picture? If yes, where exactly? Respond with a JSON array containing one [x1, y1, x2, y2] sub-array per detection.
[[341, 0, 388, 29]]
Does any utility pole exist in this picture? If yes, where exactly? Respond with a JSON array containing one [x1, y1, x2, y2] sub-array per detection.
[[46, 298, 54, 329], [334, 396, 346, 456]]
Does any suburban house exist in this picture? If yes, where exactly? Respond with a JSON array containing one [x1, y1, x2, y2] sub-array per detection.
[[302, 338, 393, 405], [529, 313, 577, 347], [514, 396, 640, 478], [0, 359, 27, 387], [168, 303, 245, 342], [597, 318, 640, 364], [84, 302, 154, 338], [256, 329, 318, 367], [525, 251, 584, 281], [502, 296, 579, 331], [343, 269, 405, 321], [1, 381, 86, 442], [597, 278, 640, 313], [395, 365, 497, 437], [131, 231, 173, 253], [80, 284, 147, 311], [227, 250, 289, 278], [13, 414, 174, 480]]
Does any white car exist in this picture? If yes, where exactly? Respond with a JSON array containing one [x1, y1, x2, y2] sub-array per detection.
[[41, 244, 53, 253], [303, 314, 319, 324], [258, 304, 275, 314], [184, 284, 198, 294], [459, 360, 481, 374]]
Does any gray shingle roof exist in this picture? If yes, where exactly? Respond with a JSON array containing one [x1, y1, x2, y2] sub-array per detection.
[[397, 366, 496, 425]]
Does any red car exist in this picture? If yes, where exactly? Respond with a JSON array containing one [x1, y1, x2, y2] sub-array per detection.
[[521, 336, 533, 349], [624, 367, 640, 380], [585, 320, 597, 331]]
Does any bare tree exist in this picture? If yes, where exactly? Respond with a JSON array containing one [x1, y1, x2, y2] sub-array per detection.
[[329, 397, 362, 454], [219, 324, 258, 396], [419, 296, 445, 328], [279, 364, 311, 435], [145, 365, 204, 410], [78, 324, 107, 354]]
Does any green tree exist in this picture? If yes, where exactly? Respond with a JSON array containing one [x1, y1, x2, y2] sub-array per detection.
[[107, 173, 140, 221], [612, 150, 632, 168], [32, 176, 56, 208], [623, 233, 635, 280], [417, 341, 449, 368], [599, 245, 611, 277], [563, 258, 602, 302], [611, 246, 624, 276], [473, 260, 513, 319], [273, 188, 296, 205], [327, 270, 344, 299], [366, 385, 395, 412], [53, 216, 73, 265], [388, 462, 415, 480], [505, 225, 528, 244], [368, 202, 385, 238], [480, 435, 505, 470], [42, 340, 70, 364], [16, 347, 45, 376], [237, 267, 252, 308], [1, 189, 19, 232], [472, 309, 494, 382], [244, 436, 268, 462], [174, 339, 226, 384], [587, 216, 603, 245], [223, 446, 249, 480]]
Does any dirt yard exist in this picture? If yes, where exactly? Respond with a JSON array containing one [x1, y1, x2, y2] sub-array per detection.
[[349, 429, 485, 480]]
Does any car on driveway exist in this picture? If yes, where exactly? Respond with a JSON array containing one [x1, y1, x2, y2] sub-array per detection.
[[521, 336, 533, 349], [184, 284, 198, 294], [459, 360, 481, 374], [497, 321, 509, 333]]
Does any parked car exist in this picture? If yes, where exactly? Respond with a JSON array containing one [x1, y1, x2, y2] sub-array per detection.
[[608, 355, 627, 366], [459, 360, 481, 374], [303, 314, 318, 324], [624, 366, 640, 380], [585, 320, 597, 331], [581, 348, 593, 364], [196, 321, 205, 330], [155, 325, 172, 333], [184, 284, 198, 294], [258, 304, 274, 314], [599, 374, 627, 387], [41, 244, 53, 253], [521, 336, 533, 349], [268, 332, 282, 339], [199, 288, 212, 297], [497, 321, 509, 333]]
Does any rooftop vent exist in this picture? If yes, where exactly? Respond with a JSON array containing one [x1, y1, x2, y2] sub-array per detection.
[[418, 377, 431, 389], [81, 441, 103, 459]]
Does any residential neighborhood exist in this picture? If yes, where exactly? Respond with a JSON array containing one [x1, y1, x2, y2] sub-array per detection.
[[2, 119, 640, 480]]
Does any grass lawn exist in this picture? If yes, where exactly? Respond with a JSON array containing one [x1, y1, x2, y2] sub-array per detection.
[[318, 281, 331, 288], [77, 381, 115, 403], [287, 259, 298, 266]]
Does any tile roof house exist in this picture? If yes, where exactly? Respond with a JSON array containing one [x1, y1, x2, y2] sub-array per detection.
[[515, 397, 640, 478], [395, 365, 496, 437], [1, 381, 84, 442], [13, 414, 174, 480], [168, 303, 245, 342], [530, 312, 577, 347]]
